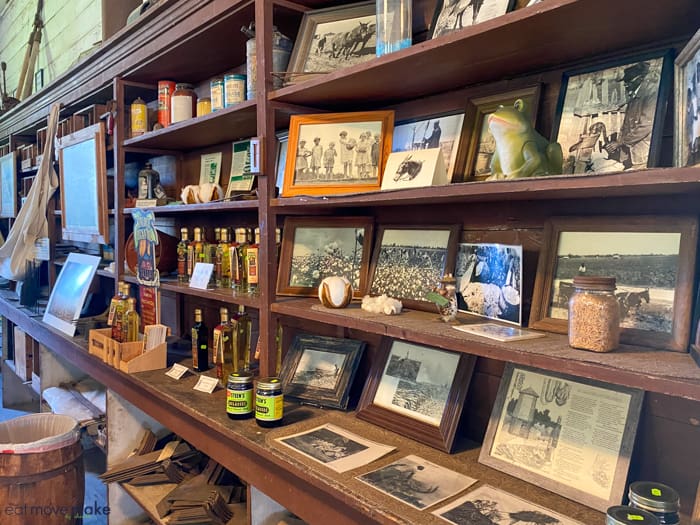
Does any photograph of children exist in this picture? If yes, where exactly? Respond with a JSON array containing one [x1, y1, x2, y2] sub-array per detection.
[[455, 243, 522, 325], [358, 455, 476, 510], [431, 0, 514, 39]]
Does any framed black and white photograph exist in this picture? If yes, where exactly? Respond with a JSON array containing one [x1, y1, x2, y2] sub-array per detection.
[[380, 149, 448, 190], [529, 216, 698, 352], [358, 455, 477, 510], [369, 224, 460, 310], [453, 322, 545, 342], [430, 0, 515, 39], [276, 216, 374, 297], [276, 423, 395, 473], [279, 333, 366, 410], [286, 2, 376, 84], [392, 112, 466, 182], [357, 339, 476, 452], [674, 29, 700, 167], [455, 243, 523, 325], [433, 484, 584, 525], [0, 150, 17, 218], [553, 51, 673, 175], [479, 364, 644, 512]]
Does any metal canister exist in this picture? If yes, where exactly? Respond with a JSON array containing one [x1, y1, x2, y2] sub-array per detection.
[[241, 23, 293, 99], [224, 74, 246, 107], [157, 80, 176, 127], [210, 77, 224, 111], [607, 506, 659, 525], [628, 482, 680, 525], [196, 97, 212, 117], [130, 97, 148, 137]]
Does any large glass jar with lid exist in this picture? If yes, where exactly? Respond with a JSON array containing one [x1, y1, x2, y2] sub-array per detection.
[[568, 276, 620, 352]]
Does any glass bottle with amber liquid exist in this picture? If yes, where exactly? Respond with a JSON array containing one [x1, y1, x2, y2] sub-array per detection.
[[123, 298, 140, 343], [191, 308, 209, 372], [108, 280, 126, 328], [215, 228, 232, 288], [177, 227, 190, 284], [191, 227, 207, 269], [111, 282, 130, 342], [213, 307, 234, 385], [245, 228, 260, 295], [233, 228, 248, 292], [232, 305, 252, 371]]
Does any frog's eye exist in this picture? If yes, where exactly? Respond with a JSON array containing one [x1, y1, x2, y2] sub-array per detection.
[[514, 99, 525, 112]]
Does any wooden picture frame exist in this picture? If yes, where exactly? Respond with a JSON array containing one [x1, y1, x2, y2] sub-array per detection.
[[279, 334, 366, 410], [674, 28, 700, 167], [286, 1, 376, 85], [479, 363, 644, 512], [57, 122, 109, 244], [462, 85, 542, 181], [283, 111, 394, 197], [553, 50, 673, 175], [0, 150, 17, 218], [368, 224, 460, 311], [276, 216, 374, 297], [356, 339, 476, 452], [430, 0, 516, 39], [529, 216, 698, 352]]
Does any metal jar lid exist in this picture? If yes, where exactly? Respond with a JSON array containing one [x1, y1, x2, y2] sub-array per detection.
[[257, 377, 282, 392], [628, 481, 680, 513], [228, 371, 253, 385], [607, 506, 659, 525], [573, 275, 616, 291]]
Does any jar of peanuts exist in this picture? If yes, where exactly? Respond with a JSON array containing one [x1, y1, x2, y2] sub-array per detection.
[[568, 276, 620, 352]]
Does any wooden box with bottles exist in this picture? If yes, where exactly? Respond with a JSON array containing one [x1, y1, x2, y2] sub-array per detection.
[[88, 328, 166, 373]]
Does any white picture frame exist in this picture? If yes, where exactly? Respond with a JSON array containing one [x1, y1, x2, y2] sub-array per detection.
[[380, 148, 447, 190]]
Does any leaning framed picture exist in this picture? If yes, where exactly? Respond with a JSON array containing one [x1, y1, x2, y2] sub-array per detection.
[[430, 0, 515, 39], [279, 334, 366, 410], [479, 364, 644, 512], [0, 151, 17, 218], [276, 216, 374, 297], [282, 111, 394, 197], [553, 50, 673, 175], [356, 339, 476, 452], [529, 216, 698, 352], [369, 224, 460, 311], [286, 1, 376, 85], [674, 28, 700, 167]]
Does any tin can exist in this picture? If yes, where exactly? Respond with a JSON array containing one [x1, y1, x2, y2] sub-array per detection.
[[628, 482, 680, 525], [157, 80, 176, 127], [227, 371, 254, 419], [130, 97, 148, 137], [196, 97, 212, 117], [255, 377, 283, 427], [210, 77, 224, 111], [606, 506, 659, 525], [171, 82, 197, 124], [224, 74, 246, 107]]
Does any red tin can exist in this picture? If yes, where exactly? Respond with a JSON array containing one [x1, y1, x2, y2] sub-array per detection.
[[157, 80, 176, 127]]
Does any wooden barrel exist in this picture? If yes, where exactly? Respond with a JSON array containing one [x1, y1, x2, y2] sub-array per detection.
[[125, 229, 178, 275]]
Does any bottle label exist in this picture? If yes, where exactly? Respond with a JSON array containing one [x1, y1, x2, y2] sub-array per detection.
[[247, 247, 259, 284], [171, 95, 193, 123], [256, 393, 283, 421], [131, 104, 147, 135], [191, 329, 199, 368], [187, 246, 194, 276], [227, 387, 253, 414]]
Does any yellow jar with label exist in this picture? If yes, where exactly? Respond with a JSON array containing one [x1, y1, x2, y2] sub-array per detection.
[[255, 377, 283, 427], [196, 97, 212, 117], [130, 97, 148, 137]]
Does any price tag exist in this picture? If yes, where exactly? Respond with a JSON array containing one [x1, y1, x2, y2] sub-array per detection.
[[193, 375, 219, 394], [34, 238, 50, 261], [189, 263, 214, 290], [165, 363, 189, 380]]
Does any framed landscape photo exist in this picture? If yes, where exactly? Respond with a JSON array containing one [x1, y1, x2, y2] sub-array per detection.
[[430, 0, 515, 39], [0, 150, 17, 218], [369, 224, 460, 311], [553, 51, 673, 175], [286, 1, 376, 85], [356, 339, 476, 452], [279, 334, 366, 410], [276, 216, 374, 297], [282, 111, 394, 197], [529, 216, 698, 351], [674, 28, 700, 167], [479, 364, 644, 512]]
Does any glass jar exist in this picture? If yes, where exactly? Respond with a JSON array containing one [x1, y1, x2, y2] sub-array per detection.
[[170, 82, 197, 123], [628, 481, 680, 525], [255, 377, 283, 428], [568, 276, 620, 352], [607, 506, 659, 525], [196, 97, 211, 117], [227, 371, 254, 420]]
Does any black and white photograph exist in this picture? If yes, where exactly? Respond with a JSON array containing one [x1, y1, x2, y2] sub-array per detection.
[[381, 149, 447, 190], [276, 423, 395, 473], [455, 243, 523, 325], [434, 484, 584, 525], [392, 113, 465, 181], [358, 455, 476, 510], [674, 29, 700, 167], [555, 54, 671, 174], [453, 323, 545, 342], [291, 348, 347, 390], [430, 0, 514, 39]]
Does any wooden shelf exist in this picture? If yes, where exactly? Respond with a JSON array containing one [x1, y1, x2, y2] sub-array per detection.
[[123, 199, 259, 215], [272, 298, 700, 401]]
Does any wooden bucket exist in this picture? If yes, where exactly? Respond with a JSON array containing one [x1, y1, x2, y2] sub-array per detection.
[[125, 229, 178, 275]]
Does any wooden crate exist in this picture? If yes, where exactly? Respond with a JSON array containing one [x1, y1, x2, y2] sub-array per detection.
[[13, 327, 35, 381], [88, 328, 165, 372]]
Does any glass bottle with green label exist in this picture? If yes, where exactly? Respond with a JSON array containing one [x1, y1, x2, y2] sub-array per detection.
[[191, 308, 209, 372], [192, 227, 207, 269]]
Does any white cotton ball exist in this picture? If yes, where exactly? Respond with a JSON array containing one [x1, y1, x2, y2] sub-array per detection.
[[318, 276, 353, 308]]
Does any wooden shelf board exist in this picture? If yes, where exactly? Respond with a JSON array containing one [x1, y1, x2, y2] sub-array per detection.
[[271, 167, 700, 209], [271, 298, 700, 401], [123, 199, 259, 215]]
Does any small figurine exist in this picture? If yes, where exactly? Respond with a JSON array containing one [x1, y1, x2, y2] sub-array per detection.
[[486, 99, 563, 180], [427, 273, 458, 322]]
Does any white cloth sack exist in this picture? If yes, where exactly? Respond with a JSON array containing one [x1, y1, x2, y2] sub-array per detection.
[[0, 413, 80, 454]]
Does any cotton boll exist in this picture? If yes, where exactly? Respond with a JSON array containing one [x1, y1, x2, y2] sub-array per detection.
[[318, 276, 353, 308]]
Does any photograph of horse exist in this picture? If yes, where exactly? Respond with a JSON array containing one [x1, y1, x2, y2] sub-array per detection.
[[303, 14, 376, 73], [431, 0, 513, 39]]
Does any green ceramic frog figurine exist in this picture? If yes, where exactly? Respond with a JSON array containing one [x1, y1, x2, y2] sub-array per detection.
[[486, 99, 563, 180]]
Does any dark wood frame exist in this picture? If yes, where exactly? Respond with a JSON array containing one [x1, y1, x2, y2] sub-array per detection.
[[356, 338, 476, 452], [279, 333, 366, 410], [674, 28, 700, 167], [276, 216, 374, 298], [430, 0, 516, 40], [462, 84, 542, 181], [479, 363, 644, 512], [0, 150, 17, 218], [368, 223, 460, 311], [529, 215, 699, 352]]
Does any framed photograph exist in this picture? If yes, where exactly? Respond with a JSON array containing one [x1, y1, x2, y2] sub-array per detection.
[[455, 243, 523, 325], [279, 333, 366, 410], [275, 423, 395, 473], [392, 112, 467, 182], [282, 111, 394, 197], [553, 51, 673, 175], [529, 216, 698, 352], [0, 151, 17, 218], [433, 484, 584, 525], [462, 85, 542, 181], [453, 323, 545, 342], [43, 253, 101, 337], [286, 1, 376, 84], [276, 216, 374, 297], [357, 454, 477, 510], [430, 0, 515, 39], [479, 364, 644, 512], [380, 148, 448, 191], [356, 339, 476, 452], [275, 130, 289, 194], [369, 224, 460, 310], [674, 29, 700, 167]]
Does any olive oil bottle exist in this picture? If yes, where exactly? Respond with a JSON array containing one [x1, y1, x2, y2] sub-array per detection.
[[215, 228, 232, 288], [245, 227, 260, 294], [177, 227, 190, 284], [213, 307, 234, 385], [123, 298, 140, 343], [191, 308, 209, 372]]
